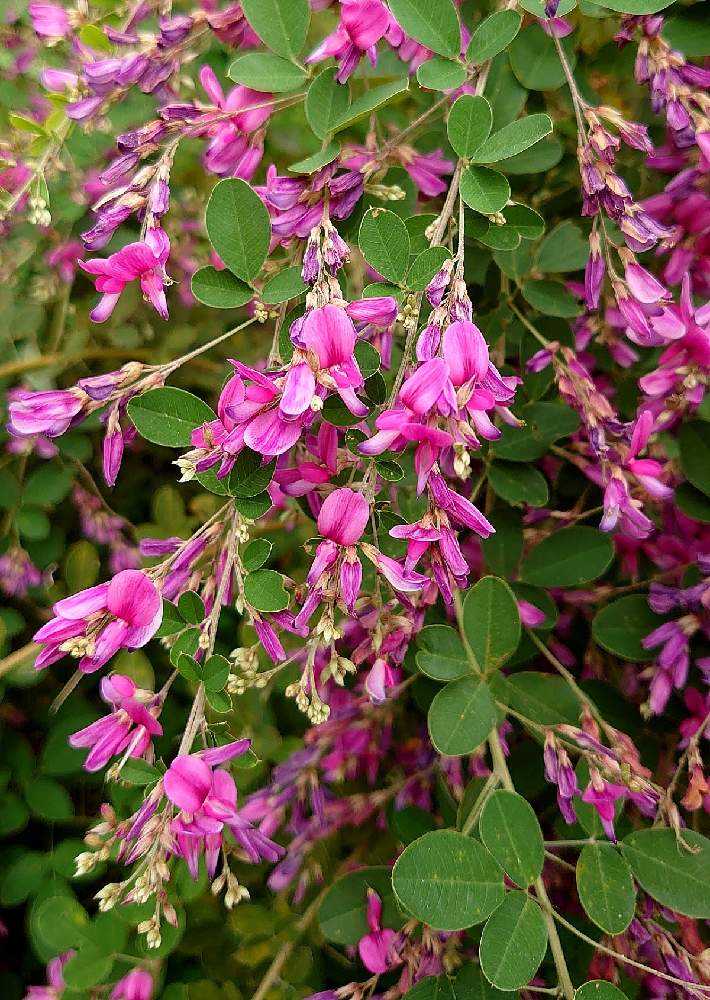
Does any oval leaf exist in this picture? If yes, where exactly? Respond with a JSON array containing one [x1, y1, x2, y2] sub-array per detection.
[[463, 576, 521, 672], [387, 0, 461, 58], [479, 891, 548, 991], [447, 95, 493, 158], [205, 178, 270, 283], [467, 10, 522, 63], [460, 166, 510, 215], [428, 677, 497, 756], [479, 790, 544, 887], [592, 595, 662, 662], [392, 830, 505, 930], [191, 266, 253, 309], [228, 52, 306, 92], [359, 209, 411, 283], [471, 114, 553, 163], [243, 569, 289, 613], [521, 526, 614, 587], [241, 0, 309, 58], [576, 843, 636, 935], [621, 829, 710, 918], [128, 388, 216, 447]]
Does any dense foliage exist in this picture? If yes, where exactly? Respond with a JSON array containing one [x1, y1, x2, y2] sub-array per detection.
[[0, 0, 709, 998]]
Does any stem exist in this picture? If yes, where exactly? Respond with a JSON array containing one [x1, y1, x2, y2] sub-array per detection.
[[526, 629, 605, 729]]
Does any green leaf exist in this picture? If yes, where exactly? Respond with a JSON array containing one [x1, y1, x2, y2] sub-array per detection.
[[241, 0, 310, 58], [494, 401, 579, 461], [510, 27, 577, 91], [63, 541, 100, 593], [489, 462, 549, 507], [120, 758, 162, 786], [479, 790, 544, 886], [479, 892, 548, 991], [305, 68, 351, 139], [662, 15, 710, 58], [242, 538, 272, 571], [679, 421, 710, 496], [460, 166, 510, 215], [476, 224, 520, 251], [675, 482, 710, 523], [206, 178, 271, 283], [467, 10, 522, 64], [591, 595, 661, 661], [417, 625, 469, 682], [586, 0, 673, 11], [62, 948, 114, 991], [128, 388, 216, 447], [243, 569, 289, 613], [355, 340, 382, 378], [332, 79, 409, 132], [390, 805, 437, 845], [156, 599, 184, 638], [178, 591, 205, 625], [202, 654, 230, 693], [176, 653, 200, 683], [206, 689, 232, 713], [447, 95, 493, 158], [454, 965, 514, 998], [621, 829, 710, 918], [471, 114, 553, 163], [491, 671, 581, 726], [407, 246, 451, 291], [262, 265, 307, 304], [504, 204, 545, 239], [169, 627, 200, 666], [0, 852, 48, 906], [33, 895, 89, 953], [319, 867, 402, 944], [575, 983, 629, 1000], [227, 449, 276, 497], [536, 220, 589, 273], [463, 576, 521, 672], [522, 279, 580, 317], [359, 209, 411, 283], [78, 23, 113, 52], [576, 843, 636, 935], [403, 975, 456, 1000], [25, 777, 73, 821], [387, 0, 461, 57], [417, 57, 467, 91], [428, 677, 497, 756], [503, 136, 563, 174], [235, 493, 272, 520], [481, 508, 522, 576], [23, 465, 73, 506], [191, 266, 252, 309], [228, 52, 306, 92], [392, 830, 505, 930], [18, 508, 50, 540], [521, 526, 614, 587], [289, 141, 341, 174]]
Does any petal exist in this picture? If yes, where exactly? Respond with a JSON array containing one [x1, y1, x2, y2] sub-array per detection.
[[244, 408, 304, 456], [399, 358, 448, 416], [54, 582, 110, 620], [106, 570, 161, 627], [280, 363, 316, 418], [300, 304, 357, 370], [164, 754, 212, 812], [317, 488, 370, 545], [443, 321, 489, 386]]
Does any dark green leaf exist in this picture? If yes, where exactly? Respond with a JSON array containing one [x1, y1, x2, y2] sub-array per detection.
[[447, 95, 493, 158], [202, 654, 230, 693], [289, 141, 341, 174], [489, 462, 549, 507], [319, 867, 402, 944], [392, 830, 505, 930], [576, 843, 636, 935], [510, 27, 577, 91], [479, 892, 548, 990], [417, 624, 469, 682], [242, 538, 272, 571], [522, 279, 580, 317], [491, 671, 581, 726], [228, 52, 306, 92], [128, 388, 216, 447], [494, 401, 579, 461], [621, 829, 710, 918], [521, 526, 614, 587], [387, 0, 461, 57], [205, 178, 271, 282], [428, 677, 497, 755], [191, 266, 252, 309], [479, 790, 544, 886], [359, 208, 411, 283], [332, 79, 409, 131], [261, 265, 307, 304], [417, 57, 467, 91], [467, 10, 522, 64], [592, 595, 661, 661], [463, 576, 521, 672], [407, 246, 451, 291], [679, 421, 710, 496], [227, 449, 276, 497], [575, 982, 629, 1000], [460, 166, 510, 215], [481, 508, 522, 576], [471, 114, 553, 163], [241, 0, 309, 58], [243, 569, 289, 613], [178, 590, 205, 625]]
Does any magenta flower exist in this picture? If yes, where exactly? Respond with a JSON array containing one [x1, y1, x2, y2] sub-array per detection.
[[198, 66, 270, 179], [33, 569, 163, 674], [0, 546, 44, 598], [8, 387, 86, 437], [358, 889, 399, 974], [24, 949, 74, 1000], [28, 2, 70, 39], [307, 0, 391, 82], [163, 740, 283, 877], [581, 770, 626, 841], [79, 228, 170, 322], [69, 674, 163, 773], [109, 968, 153, 1000]]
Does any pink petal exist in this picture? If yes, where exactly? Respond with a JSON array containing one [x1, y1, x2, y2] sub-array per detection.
[[301, 304, 357, 370], [399, 359, 448, 416], [244, 408, 304, 455], [54, 582, 110, 620], [443, 320, 489, 386], [280, 363, 316, 418], [317, 488, 370, 545], [106, 570, 161, 628], [164, 754, 212, 812]]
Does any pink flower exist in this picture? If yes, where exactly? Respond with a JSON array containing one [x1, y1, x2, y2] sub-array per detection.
[[164, 740, 283, 877], [24, 950, 74, 999], [33, 569, 163, 674], [69, 674, 163, 772], [110, 969, 153, 1000], [581, 770, 626, 841], [358, 889, 399, 974], [8, 388, 86, 437], [198, 66, 270, 179], [307, 0, 390, 82], [28, 2, 70, 39], [79, 228, 170, 322]]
